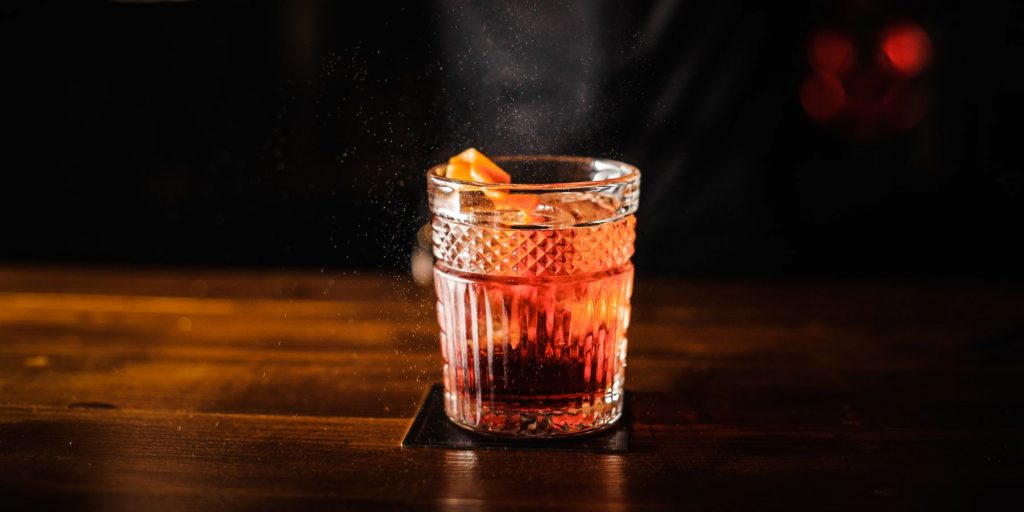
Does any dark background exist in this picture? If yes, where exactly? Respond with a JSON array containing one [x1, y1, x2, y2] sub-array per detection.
[[1, 0, 1021, 282]]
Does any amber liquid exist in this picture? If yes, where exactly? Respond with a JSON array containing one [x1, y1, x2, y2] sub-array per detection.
[[434, 264, 633, 436]]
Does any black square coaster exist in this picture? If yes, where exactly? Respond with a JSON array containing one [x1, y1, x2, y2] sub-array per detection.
[[402, 384, 630, 453]]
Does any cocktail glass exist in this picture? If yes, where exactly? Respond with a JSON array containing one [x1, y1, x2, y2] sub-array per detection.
[[427, 155, 640, 436]]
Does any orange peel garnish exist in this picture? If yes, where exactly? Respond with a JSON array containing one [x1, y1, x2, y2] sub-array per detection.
[[501, 193, 540, 214], [445, 148, 538, 222], [445, 148, 510, 184]]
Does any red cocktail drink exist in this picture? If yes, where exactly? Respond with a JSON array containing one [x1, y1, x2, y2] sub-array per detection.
[[428, 155, 639, 436]]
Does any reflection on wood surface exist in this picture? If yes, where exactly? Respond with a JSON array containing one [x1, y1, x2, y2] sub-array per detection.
[[1, 266, 1022, 509]]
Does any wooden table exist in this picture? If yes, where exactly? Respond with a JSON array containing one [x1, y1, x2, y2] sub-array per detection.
[[1, 266, 1022, 510]]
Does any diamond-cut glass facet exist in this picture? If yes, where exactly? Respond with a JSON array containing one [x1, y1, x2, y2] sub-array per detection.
[[432, 216, 635, 277]]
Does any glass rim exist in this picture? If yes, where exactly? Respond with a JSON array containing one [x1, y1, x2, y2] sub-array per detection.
[[426, 154, 640, 191]]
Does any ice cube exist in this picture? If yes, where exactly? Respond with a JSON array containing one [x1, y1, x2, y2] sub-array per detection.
[[535, 192, 620, 225]]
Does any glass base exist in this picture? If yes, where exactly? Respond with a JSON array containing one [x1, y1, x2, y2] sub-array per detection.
[[444, 389, 624, 437]]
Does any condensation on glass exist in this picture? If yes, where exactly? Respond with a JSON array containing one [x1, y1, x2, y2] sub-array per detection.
[[427, 156, 640, 436]]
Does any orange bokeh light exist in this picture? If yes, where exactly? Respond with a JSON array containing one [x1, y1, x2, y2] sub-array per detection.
[[881, 22, 932, 77]]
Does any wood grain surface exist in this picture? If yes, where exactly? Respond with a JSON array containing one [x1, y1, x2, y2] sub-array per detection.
[[1, 265, 1022, 510]]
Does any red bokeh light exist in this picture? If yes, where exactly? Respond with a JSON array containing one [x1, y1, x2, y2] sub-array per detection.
[[809, 30, 856, 75], [801, 19, 932, 134], [882, 82, 927, 130], [800, 72, 847, 121], [881, 22, 932, 77]]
